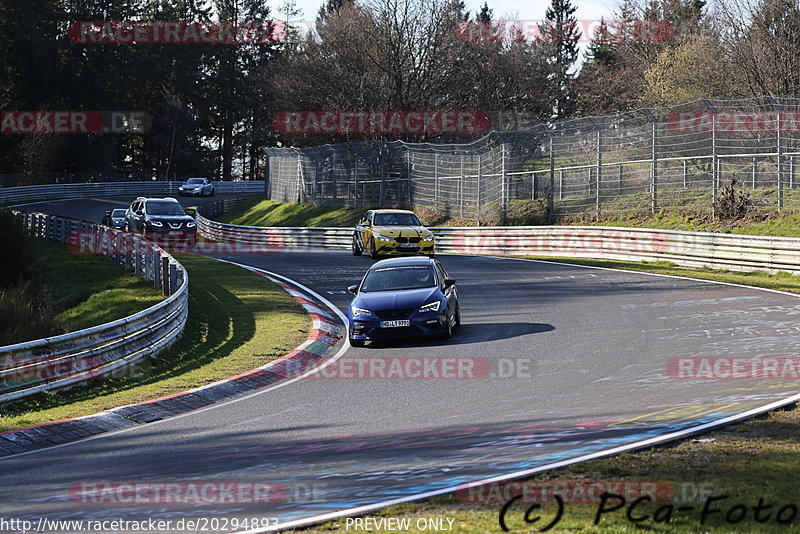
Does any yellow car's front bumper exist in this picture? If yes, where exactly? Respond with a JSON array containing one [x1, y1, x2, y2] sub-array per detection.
[[374, 240, 435, 256]]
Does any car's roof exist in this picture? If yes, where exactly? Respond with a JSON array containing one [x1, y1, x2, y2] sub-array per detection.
[[143, 197, 179, 203], [370, 256, 433, 269], [371, 209, 417, 215]]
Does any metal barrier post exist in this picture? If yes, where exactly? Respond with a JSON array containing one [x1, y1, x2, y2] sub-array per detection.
[[161, 256, 170, 296]]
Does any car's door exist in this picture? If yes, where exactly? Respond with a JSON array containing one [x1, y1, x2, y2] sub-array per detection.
[[356, 211, 373, 248], [128, 201, 143, 231]]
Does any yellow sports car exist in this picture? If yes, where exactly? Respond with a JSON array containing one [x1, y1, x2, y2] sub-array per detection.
[[352, 209, 435, 259]]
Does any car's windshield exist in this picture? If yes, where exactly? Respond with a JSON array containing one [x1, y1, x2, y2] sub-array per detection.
[[147, 202, 186, 216], [373, 213, 421, 226], [186, 178, 204, 184], [361, 265, 436, 292], [111, 209, 126, 217]]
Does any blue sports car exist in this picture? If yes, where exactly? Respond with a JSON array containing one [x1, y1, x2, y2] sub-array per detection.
[[347, 256, 461, 346]]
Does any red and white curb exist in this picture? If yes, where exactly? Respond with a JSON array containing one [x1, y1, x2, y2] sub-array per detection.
[[0, 264, 345, 458]]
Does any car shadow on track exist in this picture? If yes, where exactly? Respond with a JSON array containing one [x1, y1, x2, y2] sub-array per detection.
[[363, 322, 555, 348]]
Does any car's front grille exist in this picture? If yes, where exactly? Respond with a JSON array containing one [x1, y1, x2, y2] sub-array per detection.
[[374, 308, 415, 319], [168, 222, 183, 229], [395, 236, 421, 243]]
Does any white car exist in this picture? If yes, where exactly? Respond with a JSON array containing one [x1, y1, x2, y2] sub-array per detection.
[[178, 178, 214, 197]]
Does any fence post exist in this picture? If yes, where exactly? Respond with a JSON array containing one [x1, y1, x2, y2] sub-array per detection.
[[777, 113, 784, 211], [434, 153, 439, 208], [500, 145, 507, 224], [618, 165, 623, 195], [548, 135, 555, 223], [596, 129, 602, 216], [682, 160, 687, 188], [352, 156, 358, 206], [712, 119, 718, 216], [559, 170, 564, 200], [477, 155, 483, 226], [379, 146, 386, 207], [752, 157, 757, 190], [651, 119, 658, 213], [459, 154, 465, 218], [790, 156, 795, 190], [406, 151, 412, 206]]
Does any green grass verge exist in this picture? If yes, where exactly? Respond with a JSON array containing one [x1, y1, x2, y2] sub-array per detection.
[[0, 254, 310, 431], [216, 198, 366, 227], [299, 259, 800, 533], [35, 239, 165, 332]]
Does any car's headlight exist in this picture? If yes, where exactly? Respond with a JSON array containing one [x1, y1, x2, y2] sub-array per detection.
[[112, 219, 123, 224], [422, 234, 435, 241], [186, 221, 196, 228], [375, 234, 394, 241], [351, 307, 374, 318], [418, 301, 441, 313], [149, 221, 163, 227]]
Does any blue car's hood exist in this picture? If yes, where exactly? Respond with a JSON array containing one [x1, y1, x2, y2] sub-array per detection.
[[354, 287, 440, 311]]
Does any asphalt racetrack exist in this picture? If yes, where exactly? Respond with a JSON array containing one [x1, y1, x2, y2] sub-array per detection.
[[3, 195, 800, 531]]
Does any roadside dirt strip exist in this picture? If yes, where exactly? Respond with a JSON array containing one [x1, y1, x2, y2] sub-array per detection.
[[0, 267, 345, 458]]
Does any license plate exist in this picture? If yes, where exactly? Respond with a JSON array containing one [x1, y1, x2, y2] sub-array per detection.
[[399, 243, 415, 248], [380, 320, 411, 328]]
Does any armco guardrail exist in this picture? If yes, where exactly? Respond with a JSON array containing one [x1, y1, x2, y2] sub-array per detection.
[[195, 210, 800, 274], [0, 180, 264, 205], [0, 212, 189, 404]]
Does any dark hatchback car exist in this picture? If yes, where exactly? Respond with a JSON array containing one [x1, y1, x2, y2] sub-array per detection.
[[124, 197, 196, 235], [101, 208, 127, 229], [347, 256, 460, 346]]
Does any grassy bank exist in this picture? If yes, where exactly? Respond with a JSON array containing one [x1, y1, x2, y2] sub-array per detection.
[[0, 239, 165, 345], [0, 254, 310, 431], [212, 197, 800, 238], [297, 259, 800, 533], [217, 198, 365, 227]]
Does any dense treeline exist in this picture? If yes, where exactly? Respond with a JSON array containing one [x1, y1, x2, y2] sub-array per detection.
[[0, 0, 798, 180]]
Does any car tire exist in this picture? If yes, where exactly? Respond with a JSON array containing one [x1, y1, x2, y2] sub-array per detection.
[[443, 311, 454, 338], [349, 337, 365, 347], [123, 223, 130, 233], [370, 240, 380, 260], [454, 304, 461, 328], [352, 236, 362, 256], [209, 188, 214, 197]]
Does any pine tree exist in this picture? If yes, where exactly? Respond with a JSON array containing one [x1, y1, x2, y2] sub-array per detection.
[[540, 0, 580, 119]]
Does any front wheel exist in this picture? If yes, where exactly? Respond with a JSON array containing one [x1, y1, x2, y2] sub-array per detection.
[[443, 311, 454, 338], [454, 304, 461, 328], [352, 236, 362, 256], [370, 240, 380, 260]]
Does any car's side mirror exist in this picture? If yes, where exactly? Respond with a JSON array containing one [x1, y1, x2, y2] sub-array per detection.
[[348, 284, 359, 294], [444, 278, 456, 288]]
